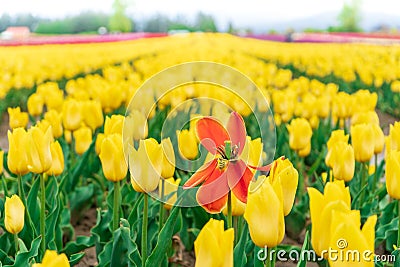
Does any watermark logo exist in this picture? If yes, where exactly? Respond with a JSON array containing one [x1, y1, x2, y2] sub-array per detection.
[[256, 238, 397, 264]]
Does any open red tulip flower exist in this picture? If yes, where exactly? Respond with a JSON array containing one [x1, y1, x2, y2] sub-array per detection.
[[183, 111, 272, 213]]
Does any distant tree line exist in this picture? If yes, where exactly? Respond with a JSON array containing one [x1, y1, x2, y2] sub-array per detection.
[[0, 11, 219, 34]]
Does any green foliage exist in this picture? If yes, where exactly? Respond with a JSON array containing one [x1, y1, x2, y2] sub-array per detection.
[[336, 0, 363, 32], [108, 0, 133, 33]]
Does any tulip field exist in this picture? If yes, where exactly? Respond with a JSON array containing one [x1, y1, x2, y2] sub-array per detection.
[[1, 33, 400, 266]]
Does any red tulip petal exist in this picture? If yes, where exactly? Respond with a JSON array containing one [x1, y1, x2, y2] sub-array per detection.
[[183, 159, 217, 188], [196, 117, 229, 154], [227, 111, 246, 155], [227, 160, 254, 203], [248, 163, 273, 172], [196, 167, 229, 213]]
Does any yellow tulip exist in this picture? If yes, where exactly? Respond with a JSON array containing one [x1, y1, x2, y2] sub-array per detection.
[[330, 142, 355, 182], [128, 138, 163, 193], [73, 126, 92, 155], [177, 129, 198, 160], [329, 211, 377, 267], [95, 133, 105, 155], [62, 99, 82, 131], [354, 89, 377, 112], [45, 89, 64, 112], [386, 122, 400, 154], [83, 100, 104, 131], [27, 93, 44, 117], [26, 126, 53, 174], [332, 92, 354, 119], [44, 110, 63, 138], [371, 124, 385, 154], [160, 177, 181, 210], [99, 134, 128, 182], [194, 219, 233, 267], [308, 181, 351, 256], [124, 109, 148, 140], [269, 157, 298, 216], [160, 138, 175, 179], [32, 250, 70, 267], [351, 111, 379, 126], [8, 107, 29, 129], [316, 96, 330, 118], [386, 150, 400, 199], [64, 130, 72, 144], [326, 130, 349, 168], [7, 128, 29, 175], [240, 136, 263, 168], [104, 115, 124, 136], [4, 195, 25, 234], [244, 176, 285, 248], [351, 123, 375, 162], [222, 193, 246, 216], [46, 141, 64, 176], [298, 142, 311, 158], [286, 118, 313, 151], [0, 150, 3, 174]]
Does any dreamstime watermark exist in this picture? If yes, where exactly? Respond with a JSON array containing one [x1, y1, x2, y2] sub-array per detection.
[[257, 238, 397, 263]]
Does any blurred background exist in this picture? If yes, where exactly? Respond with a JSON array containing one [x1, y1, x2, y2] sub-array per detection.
[[1, 0, 400, 38]]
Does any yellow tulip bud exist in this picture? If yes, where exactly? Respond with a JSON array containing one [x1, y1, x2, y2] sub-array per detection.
[[386, 150, 400, 199], [329, 211, 377, 267], [5, 195, 25, 234], [46, 89, 64, 112], [99, 134, 128, 182], [32, 250, 70, 267], [26, 126, 53, 174], [27, 93, 44, 117], [7, 128, 30, 175], [371, 124, 385, 154], [240, 136, 263, 168], [386, 122, 400, 154], [73, 126, 92, 155], [330, 142, 355, 182], [316, 96, 330, 118], [83, 100, 104, 131], [194, 219, 233, 267], [269, 157, 298, 215], [8, 107, 29, 129], [351, 123, 375, 162], [62, 99, 82, 131], [332, 92, 353, 119], [95, 133, 105, 155], [308, 115, 319, 130], [129, 138, 163, 193], [124, 109, 148, 140], [353, 89, 377, 112], [298, 142, 311, 158], [308, 181, 351, 256], [327, 130, 349, 151], [286, 118, 312, 151], [104, 115, 124, 136], [160, 177, 181, 210], [44, 110, 63, 138], [46, 141, 64, 176], [351, 111, 379, 126], [177, 129, 198, 160], [244, 176, 285, 248], [222, 193, 246, 216], [64, 130, 72, 144], [160, 138, 175, 179]]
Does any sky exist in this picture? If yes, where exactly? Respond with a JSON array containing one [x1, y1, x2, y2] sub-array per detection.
[[2, 0, 400, 29]]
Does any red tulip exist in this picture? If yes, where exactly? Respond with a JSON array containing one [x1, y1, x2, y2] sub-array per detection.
[[183, 112, 271, 213]]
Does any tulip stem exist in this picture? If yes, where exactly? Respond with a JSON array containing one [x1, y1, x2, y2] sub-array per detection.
[[398, 200, 400, 247], [112, 181, 120, 231], [359, 162, 368, 208], [264, 247, 275, 267], [14, 234, 19, 254], [40, 173, 46, 255], [158, 179, 165, 232], [373, 154, 378, 193], [142, 193, 148, 267], [227, 191, 232, 229]]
